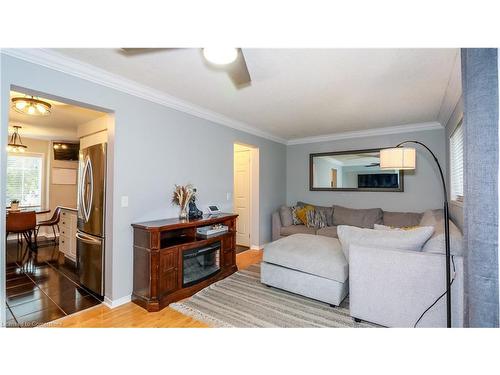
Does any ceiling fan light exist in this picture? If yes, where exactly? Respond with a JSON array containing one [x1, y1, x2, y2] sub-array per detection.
[[202, 48, 238, 65]]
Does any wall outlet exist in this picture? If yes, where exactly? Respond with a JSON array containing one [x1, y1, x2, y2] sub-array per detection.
[[226, 192, 232, 201], [121, 196, 129, 207]]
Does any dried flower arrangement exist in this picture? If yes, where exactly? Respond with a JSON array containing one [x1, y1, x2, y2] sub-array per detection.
[[171, 184, 195, 219]]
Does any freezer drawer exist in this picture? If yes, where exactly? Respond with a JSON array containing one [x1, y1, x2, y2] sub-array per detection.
[[77, 231, 104, 297]]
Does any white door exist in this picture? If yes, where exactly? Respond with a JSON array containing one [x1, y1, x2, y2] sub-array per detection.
[[234, 149, 251, 247]]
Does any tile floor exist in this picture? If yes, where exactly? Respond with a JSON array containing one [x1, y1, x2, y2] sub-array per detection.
[[5, 238, 101, 328]]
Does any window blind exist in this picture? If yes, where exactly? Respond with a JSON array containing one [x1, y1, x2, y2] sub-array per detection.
[[450, 122, 464, 201], [6, 155, 43, 207]]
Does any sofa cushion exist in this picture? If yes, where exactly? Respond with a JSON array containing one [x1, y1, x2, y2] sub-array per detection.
[[382, 211, 423, 228], [316, 226, 338, 238], [263, 234, 348, 283], [279, 206, 293, 227], [420, 209, 464, 256], [337, 225, 435, 259], [297, 201, 334, 226], [280, 225, 316, 236], [332, 205, 383, 228]]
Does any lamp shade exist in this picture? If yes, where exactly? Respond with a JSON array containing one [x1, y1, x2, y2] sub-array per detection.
[[380, 147, 416, 170]]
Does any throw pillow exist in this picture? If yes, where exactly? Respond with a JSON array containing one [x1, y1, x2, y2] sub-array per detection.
[[279, 206, 293, 227], [295, 205, 314, 225], [419, 209, 464, 256], [304, 208, 327, 229], [374, 224, 422, 231], [291, 206, 302, 225], [336, 225, 435, 259], [297, 201, 334, 226], [305, 209, 316, 228]]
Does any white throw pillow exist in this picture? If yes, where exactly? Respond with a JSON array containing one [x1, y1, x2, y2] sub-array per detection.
[[337, 225, 435, 259], [374, 224, 423, 231]]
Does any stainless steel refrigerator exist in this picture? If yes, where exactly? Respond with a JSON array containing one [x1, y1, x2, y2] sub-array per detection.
[[77, 142, 106, 297]]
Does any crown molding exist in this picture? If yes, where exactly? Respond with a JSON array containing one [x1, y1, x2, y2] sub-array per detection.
[[437, 49, 462, 127], [287, 121, 444, 145], [1, 48, 288, 145], [1, 49, 446, 147]]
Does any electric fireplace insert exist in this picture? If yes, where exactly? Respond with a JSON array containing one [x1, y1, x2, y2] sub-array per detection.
[[182, 241, 221, 287]]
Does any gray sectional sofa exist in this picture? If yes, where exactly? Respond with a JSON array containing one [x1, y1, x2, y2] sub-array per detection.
[[272, 202, 423, 241], [266, 202, 465, 327]]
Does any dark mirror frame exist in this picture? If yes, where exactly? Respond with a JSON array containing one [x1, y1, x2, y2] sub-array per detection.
[[309, 148, 404, 192]]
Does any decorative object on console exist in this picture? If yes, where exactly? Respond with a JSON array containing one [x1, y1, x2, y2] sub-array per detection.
[[380, 141, 452, 328], [188, 188, 203, 219], [206, 205, 221, 216], [197, 223, 229, 238], [171, 184, 195, 220]]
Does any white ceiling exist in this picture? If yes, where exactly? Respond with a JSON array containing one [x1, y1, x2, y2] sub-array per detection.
[[9, 90, 106, 141], [53, 48, 460, 140]]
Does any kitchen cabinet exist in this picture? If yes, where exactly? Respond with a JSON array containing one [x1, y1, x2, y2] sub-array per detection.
[[59, 208, 77, 261]]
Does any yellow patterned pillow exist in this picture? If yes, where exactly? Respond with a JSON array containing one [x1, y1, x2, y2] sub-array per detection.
[[295, 205, 314, 225]]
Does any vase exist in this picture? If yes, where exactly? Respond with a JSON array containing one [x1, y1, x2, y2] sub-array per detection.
[[179, 205, 188, 220]]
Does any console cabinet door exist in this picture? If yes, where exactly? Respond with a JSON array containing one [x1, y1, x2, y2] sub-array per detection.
[[223, 235, 235, 267], [159, 249, 178, 296]]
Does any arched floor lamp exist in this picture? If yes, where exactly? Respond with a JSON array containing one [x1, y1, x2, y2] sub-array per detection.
[[380, 141, 451, 328]]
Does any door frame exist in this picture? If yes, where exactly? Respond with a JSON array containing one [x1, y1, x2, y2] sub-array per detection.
[[1, 85, 115, 326], [233, 142, 260, 250]]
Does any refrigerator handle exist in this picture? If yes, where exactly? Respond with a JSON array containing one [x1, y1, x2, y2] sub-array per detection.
[[87, 157, 94, 222], [81, 156, 94, 223], [76, 231, 102, 245]]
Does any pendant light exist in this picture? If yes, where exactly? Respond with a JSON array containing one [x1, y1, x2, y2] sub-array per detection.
[[11, 96, 51, 116], [7, 126, 28, 153]]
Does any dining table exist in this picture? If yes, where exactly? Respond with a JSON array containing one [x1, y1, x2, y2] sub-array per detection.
[[6, 207, 51, 215]]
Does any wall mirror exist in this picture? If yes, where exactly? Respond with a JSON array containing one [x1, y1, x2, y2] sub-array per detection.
[[310, 148, 404, 192]]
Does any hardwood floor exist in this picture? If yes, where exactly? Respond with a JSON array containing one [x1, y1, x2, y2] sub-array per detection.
[[44, 249, 263, 328]]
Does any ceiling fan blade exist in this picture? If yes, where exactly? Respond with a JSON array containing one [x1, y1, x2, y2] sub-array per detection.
[[226, 49, 251, 88]]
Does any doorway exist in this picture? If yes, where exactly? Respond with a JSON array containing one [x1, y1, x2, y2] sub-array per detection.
[[4, 87, 113, 327], [233, 143, 259, 253]]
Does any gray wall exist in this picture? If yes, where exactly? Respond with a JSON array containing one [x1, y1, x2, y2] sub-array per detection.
[[287, 128, 446, 212], [0, 54, 287, 305]]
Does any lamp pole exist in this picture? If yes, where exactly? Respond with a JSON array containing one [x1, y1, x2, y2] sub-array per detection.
[[394, 141, 451, 328]]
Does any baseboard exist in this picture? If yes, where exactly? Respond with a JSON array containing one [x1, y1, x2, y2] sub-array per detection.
[[103, 295, 131, 309], [250, 244, 267, 250]]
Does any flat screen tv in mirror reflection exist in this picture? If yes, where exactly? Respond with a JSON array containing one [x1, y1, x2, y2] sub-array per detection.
[[309, 148, 404, 192]]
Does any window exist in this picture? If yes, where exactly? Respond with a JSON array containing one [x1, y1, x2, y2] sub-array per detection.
[[450, 121, 464, 202], [6, 154, 43, 207]]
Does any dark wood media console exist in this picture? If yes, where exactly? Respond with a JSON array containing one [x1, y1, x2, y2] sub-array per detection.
[[131, 213, 238, 312]]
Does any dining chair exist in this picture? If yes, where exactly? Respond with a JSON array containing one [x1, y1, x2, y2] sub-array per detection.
[[35, 206, 61, 244], [6, 211, 37, 252]]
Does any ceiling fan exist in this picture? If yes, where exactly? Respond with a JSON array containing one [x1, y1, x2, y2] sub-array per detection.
[[120, 48, 251, 89]]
